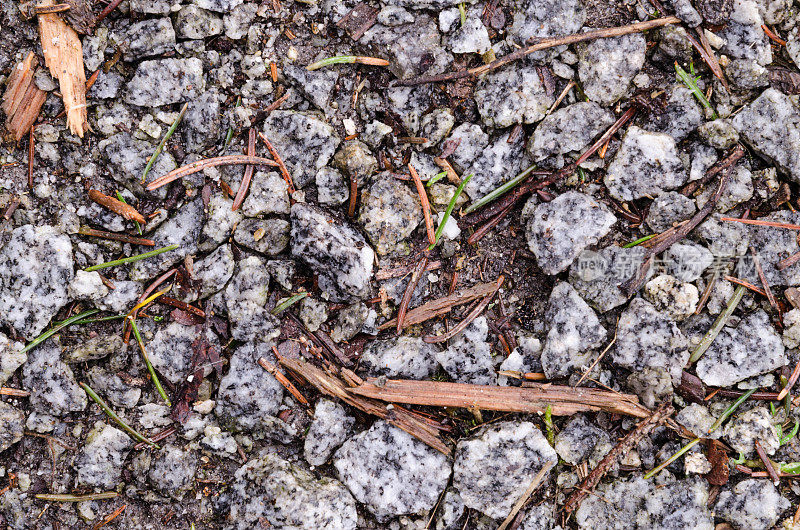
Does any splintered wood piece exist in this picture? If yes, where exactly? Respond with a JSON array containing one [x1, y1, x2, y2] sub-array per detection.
[[379, 281, 499, 330], [38, 0, 88, 137], [2, 52, 46, 141], [348, 378, 650, 418], [280, 357, 451, 455]]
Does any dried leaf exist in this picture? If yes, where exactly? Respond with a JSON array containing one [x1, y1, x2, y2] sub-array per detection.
[[706, 439, 730, 486]]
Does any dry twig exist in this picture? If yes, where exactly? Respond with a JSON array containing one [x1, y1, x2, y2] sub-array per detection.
[[232, 128, 257, 211], [562, 402, 673, 516], [280, 356, 451, 455], [379, 280, 500, 330], [348, 378, 650, 418], [396, 17, 680, 86]]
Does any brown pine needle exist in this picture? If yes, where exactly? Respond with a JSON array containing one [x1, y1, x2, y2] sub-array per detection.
[[762, 24, 787, 45], [264, 92, 289, 114], [750, 247, 778, 309], [756, 440, 781, 485], [724, 275, 767, 297], [78, 227, 154, 246], [259, 355, 309, 406], [778, 251, 800, 271], [306, 55, 389, 71], [720, 217, 800, 230], [146, 155, 279, 191], [0, 387, 30, 397], [424, 276, 504, 343], [408, 164, 435, 245], [257, 132, 295, 193], [88, 189, 146, 224], [397, 256, 428, 334], [232, 128, 257, 211], [347, 175, 358, 217], [158, 296, 206, 317], [92, 505, 127, 530]]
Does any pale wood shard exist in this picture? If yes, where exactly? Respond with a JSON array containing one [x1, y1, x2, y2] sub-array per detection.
[[37, 0, 87, 137], [348, 379, 651, 418], [2, 52, 46, 141]]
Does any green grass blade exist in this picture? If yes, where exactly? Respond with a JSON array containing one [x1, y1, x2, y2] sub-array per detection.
[[142, 102, 189, 184], [689, 285, 745, 363], [463, 165, 537, 215], [644, 437, 700, 479], [20, 309, 99, 354], [675, 62, 718, 119], [128, 318, 172, 407], [707, 388, 758, 435], [271, 292, 309, 315], [85, 244, 178, 272], [80, 382, 158, 448], [428, 173, 472, 250], [623, 234, 657, 248]]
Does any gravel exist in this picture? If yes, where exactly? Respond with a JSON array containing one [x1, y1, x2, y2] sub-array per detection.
[[3, 0, 799, 525], [333, 421, 451, 522], [453, 421, 557, 520], [526, 191, 617, 275]]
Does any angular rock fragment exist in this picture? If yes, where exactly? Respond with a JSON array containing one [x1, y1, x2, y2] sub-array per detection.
[[605, 126, 688, 201], [22, 339, 87, 415], [149, 444, 197, 498], [570, 245, 649, 312], [436, 316, 496, 385], [291, 203, 374, 302], [215, 342, 293, 441], [453, 421, 557, 519], [528, 102, 615, 168], [130, 198, 204, 281], [473, 65, 553, 129], [526, 191, 616, 275], [74, 425, 132, 489], [540, 282, 606, 379], [358, 174, 422, 255], [263, 111, 340, 188], [578, 32, 646, 106], [732, 89, 800, 184], [0, 225, 74, 339], [576, 476, 713, 529], [147, 322, 221, 385], [612, 298, 689, 383], [0, 402, 24, 453], [715, 479, 789, 530], [125, 58, 204, 107], [229, 452, 357, 529], [696, 309, 786, 386], [554, 415, 612, 466], [305, 399, 355, 467], [334, 421, 450, 522], [724, 406, 779, 457], [359, 336, 440, 379]]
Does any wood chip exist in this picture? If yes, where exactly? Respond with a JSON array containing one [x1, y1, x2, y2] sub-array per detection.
[[37, 0, 88, 137], [1, 52, 46, 141], [336, 2, 379, 41]]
